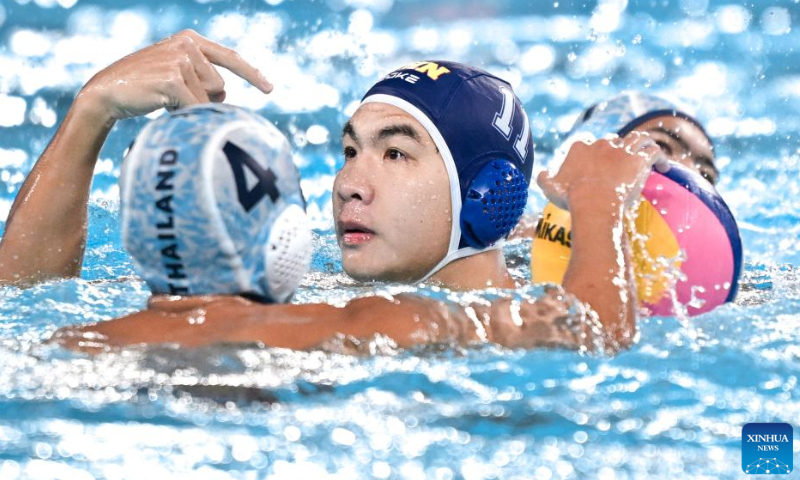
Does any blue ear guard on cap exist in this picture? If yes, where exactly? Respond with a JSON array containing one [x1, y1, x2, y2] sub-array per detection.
[[461, 160, 528, 248], [361, 61, 534, 280]]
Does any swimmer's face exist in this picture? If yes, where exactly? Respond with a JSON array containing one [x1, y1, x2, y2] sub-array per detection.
[[333, 103, 451, 282], [632, 116, 719, 184]]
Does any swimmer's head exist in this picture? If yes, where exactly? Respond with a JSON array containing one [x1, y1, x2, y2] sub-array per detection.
[[121, 104, 312, 302], [334, 61, 534, 283], [567, 91, 718, 184]]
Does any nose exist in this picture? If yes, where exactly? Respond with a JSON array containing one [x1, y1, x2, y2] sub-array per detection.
[[335, 160, 375, 205]]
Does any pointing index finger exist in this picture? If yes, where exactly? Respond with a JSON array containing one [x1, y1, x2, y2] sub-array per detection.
[[189, 33, 273, 94]]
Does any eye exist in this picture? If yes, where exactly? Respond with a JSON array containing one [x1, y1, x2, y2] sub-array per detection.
[[385, 148, 408, 161], [343, 146, 357, 160], [699, 167, 718, 185], [655, 140, 673, 156]]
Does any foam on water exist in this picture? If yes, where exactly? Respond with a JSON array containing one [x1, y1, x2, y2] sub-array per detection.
[[1, 0, 799, 478]]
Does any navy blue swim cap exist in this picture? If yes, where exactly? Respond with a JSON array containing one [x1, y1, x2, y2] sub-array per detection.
[[362, 61, 534, 280]]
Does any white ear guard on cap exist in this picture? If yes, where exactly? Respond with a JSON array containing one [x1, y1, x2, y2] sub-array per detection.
[[121, 104, 312, 303]]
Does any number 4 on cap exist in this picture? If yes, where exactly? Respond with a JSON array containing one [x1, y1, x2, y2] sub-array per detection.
[[223, 141, 280, 212]]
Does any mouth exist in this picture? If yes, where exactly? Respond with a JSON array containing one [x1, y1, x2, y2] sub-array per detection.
[[338, 220, 376, 246]]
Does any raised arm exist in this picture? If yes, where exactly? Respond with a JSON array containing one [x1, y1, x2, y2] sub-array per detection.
[[537, 134, 662, 347], [0, 30, 272, 286]]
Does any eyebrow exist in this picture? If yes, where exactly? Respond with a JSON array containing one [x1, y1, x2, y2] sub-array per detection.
[[651, 126, 720, 182], [377, 124, 421, 143], [651, 126, 694, 153], [342, 121, 422, 146], [342, 121, 361, 148]]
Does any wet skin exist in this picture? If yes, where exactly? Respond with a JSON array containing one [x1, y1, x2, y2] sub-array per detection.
[[509, 113, 720, 240], [0, 29, 660, 353], [335, 103, 452, 283], [634, 115, 718, 185], [0, 29, 273, 286]]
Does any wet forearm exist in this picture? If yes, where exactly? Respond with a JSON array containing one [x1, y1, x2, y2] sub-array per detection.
[[561, 186, 636, 346], [0, 92, 114, 285], [57, 294, 480, 353], [239, 296, 593, 352], [251, 295, 482, 350], [58, 292, 602, 354]]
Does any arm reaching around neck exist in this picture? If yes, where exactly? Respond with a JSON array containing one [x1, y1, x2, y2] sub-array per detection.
[[52, 289, 610, 354]]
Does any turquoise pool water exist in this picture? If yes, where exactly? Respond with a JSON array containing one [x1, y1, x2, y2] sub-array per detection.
[[1, 0, 799, 478]]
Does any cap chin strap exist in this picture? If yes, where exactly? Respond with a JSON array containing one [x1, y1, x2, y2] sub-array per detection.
[[361, 94, 496, 283], [419, 242, 504, 283]]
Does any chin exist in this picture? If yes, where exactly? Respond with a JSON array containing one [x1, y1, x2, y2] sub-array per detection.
[[342, 262, 388, 283], [342, 261, 422, 284]]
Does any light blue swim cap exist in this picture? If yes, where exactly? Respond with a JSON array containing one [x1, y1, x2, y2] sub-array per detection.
[[566, 91, 712, 145], [120, 104, 312, 303]]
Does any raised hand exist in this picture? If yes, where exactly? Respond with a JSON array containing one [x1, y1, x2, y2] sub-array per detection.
[[78, 29, 273, 124], [532, 132, 665, 346], [536, 132, 663, 212], [0, 30, 273, 286]]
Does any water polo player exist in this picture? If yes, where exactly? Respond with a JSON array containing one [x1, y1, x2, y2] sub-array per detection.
[[526, 92, 742, 316], [0, 31, 662, 351], [513, 91, 720, 240]]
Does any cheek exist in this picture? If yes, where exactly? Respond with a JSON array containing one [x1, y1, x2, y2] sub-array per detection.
[[376, 161, 452, 249], [398, 183, 452, 246]]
